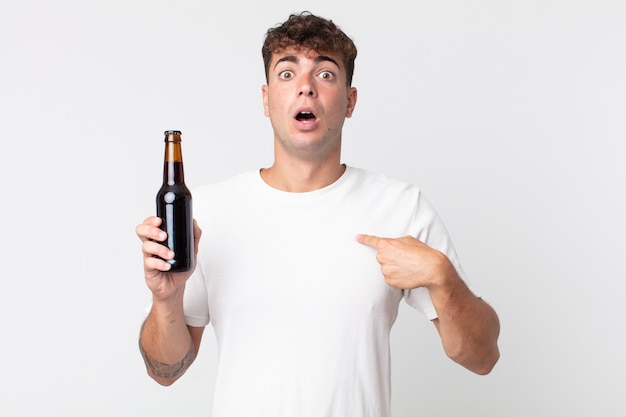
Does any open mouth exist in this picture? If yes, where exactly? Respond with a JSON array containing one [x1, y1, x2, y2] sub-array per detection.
[[295, 111, 316, 122]]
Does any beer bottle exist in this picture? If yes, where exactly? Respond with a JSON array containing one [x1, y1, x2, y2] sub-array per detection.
[[156, 130, 195, 272]]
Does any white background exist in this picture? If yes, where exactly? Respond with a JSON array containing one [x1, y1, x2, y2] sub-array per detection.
[[1, 0, 625, 416]]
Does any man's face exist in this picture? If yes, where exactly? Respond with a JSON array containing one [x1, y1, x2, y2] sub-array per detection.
[[262, 47, 357, 161]]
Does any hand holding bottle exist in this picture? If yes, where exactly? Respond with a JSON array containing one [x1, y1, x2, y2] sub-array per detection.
[[136, 216, 202, 303]]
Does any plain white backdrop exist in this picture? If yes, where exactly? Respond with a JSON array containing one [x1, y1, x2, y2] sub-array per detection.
[[1, 0, 624, 416]]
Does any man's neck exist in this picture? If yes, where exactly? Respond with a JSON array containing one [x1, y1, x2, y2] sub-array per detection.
[[260, 160, 346, 193]]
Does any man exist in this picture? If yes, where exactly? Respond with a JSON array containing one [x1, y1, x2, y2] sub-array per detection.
[[136, 11, 500, 416]]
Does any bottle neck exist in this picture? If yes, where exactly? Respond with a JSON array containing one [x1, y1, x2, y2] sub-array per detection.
[[163, 139, 185, 185]]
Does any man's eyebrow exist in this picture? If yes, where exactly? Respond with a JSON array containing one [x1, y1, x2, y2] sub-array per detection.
[[273, 54, 341, 70], [315, 55, 340, 68], [274, 55, 298, 70]]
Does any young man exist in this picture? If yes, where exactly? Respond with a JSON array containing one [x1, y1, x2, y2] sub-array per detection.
[[136, 11, 500, 417]]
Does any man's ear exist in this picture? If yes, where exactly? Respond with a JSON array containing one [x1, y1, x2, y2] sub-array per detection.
[[345, 86, 357, 118], [262, 85, 270, 117]]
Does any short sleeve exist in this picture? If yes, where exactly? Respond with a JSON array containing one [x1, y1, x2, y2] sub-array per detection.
[[403, 191, 472, 320], [183, 266, 211, 327]]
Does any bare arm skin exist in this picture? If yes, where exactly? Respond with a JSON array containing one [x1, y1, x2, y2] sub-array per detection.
[[136, 216, 204, 385], [429, 277, 500, 375], [139, 322, 204, 383], [356, 234, 500, 375]]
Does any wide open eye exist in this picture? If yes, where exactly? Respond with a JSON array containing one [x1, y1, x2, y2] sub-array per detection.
[[318, 71, 335, 80], [279, 70, 294, 80]]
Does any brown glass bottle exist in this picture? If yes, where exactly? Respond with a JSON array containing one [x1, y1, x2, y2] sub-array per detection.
[[156, 130, 195, 272]]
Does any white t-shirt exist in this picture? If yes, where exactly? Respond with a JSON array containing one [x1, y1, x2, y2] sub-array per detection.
[[183, 166, 468, 417]]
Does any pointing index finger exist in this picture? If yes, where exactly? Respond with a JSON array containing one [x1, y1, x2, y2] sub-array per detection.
[[356, 233, 381, 249]]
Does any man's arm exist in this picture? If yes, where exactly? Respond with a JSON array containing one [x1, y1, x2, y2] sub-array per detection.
[[139, 300, 205, 385], [136, 216, 204, 385], [428, 271, 500, 374], [356, 234, 500, 374]]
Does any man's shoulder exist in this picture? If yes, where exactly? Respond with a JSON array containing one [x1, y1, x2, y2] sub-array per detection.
[[348, 166, 420, 194]]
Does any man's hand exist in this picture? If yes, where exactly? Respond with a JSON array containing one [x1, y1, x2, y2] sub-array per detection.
[[136, 216, 202, 303], [356, 234, 454, 290]]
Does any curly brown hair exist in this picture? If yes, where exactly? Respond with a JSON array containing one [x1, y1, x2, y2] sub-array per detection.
[[262, 11, 357, 86]]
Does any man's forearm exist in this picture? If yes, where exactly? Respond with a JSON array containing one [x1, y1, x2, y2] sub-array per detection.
[[140, 330, 196, 382], [139, 302, 197, 385], [430, 268, 500, 375]]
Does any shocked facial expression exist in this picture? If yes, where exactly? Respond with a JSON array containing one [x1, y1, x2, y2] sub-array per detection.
[[262, 47, 357, 162]]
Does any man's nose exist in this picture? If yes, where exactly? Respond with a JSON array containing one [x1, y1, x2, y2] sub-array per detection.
[[298, 77, 316, 96]]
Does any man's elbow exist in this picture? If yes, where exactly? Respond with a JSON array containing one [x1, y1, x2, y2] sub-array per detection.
[[471, 347, 500, 375], [151, 373, 180, 387], [449, 344, 500, 375]]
